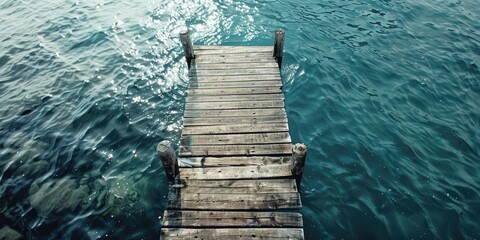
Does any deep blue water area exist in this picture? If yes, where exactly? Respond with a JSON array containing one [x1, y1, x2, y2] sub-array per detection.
[[0, 0, 479, 239]]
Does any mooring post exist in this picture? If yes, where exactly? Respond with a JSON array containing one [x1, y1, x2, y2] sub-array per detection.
[[291, 143, 307, 187], [179, 29, 194, 69], [273, 29, 285, 68], [157, 140, 179, 181]]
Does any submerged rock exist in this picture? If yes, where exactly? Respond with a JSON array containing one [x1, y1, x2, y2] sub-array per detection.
[[15, 160, 49, 178], [28, 178, 89, 219]]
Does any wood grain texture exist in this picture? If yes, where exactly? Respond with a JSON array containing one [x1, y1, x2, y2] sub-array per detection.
[[191, 68, 279, 76], [167, 192, 302, 210], [185, 100, 284, 110], [162, 211, 303, 228], [193, 45, 272, 50], [190, 74, 281, 82], [188, 87, 281, 96], [177, 164, 293, 179], [177, 156, 291, 167], [182, 123, 289, 135], [184, 108, 286, 118], [160, 228, 304, 240], [183, 115, 287, 126], [195, 52, 274, 59], [169, 179, 298, 194], [179, 143, 292, 157], [189, 80, 282, 89], [194, 62, 278, 69], [186, 93, 284, 103], [180, 132, 291, 146]]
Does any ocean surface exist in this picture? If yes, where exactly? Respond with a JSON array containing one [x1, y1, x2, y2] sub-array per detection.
[[0, 0, 479, 239]]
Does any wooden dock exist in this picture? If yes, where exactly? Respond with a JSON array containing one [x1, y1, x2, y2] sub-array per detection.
[[158, 29, 307, 240]]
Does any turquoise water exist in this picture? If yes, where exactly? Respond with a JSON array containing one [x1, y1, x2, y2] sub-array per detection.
[[0, 0, 479, 239]]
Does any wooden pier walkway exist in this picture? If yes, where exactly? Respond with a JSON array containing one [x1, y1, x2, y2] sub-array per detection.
[[158, 29, 307, 240]]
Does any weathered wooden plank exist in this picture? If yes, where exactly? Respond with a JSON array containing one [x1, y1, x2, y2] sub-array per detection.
[[167, 193, 302, 210], [186, 94, 284, 103], [193, 57, 275, 64], [195, 52, 274, 59], [182, 123, 289, 135], [179, 143, 292, 157], [181, 132, 291, 146], [189, 80, 282, 89], [183, 115, 287, 126], [194, 62, 278, 69], [169, 179, 297, 194], [177, 156, 291, 167], [162, 211, 303, 228], [191, 68, 279, 76], [194, 58, 276, 64], [195, 49, 273, 55], [177, 144, 290, 157], [185, 100, 284, 110], [188, 87, 281, 96], [191, 74, 281, 82], [160, 228, 304, 239], [194, 45, 272, 50], [184, 108, 285, 118], [177, 164, 292, 179], [168, 192, 301, 210]]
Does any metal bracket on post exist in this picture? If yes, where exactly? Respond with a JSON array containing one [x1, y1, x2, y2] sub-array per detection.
[[291, 143, 307, 188], [273, 29, 285, 68], [179, 28, 194, 69], [157, 140, 179, 181]]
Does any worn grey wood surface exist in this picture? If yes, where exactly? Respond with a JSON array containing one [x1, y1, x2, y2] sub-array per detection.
[[178, 164, 293, 179], [188, 80, 282, 89], [162, 211, 303, 228], [184, 108, 286, 118], [186, 93, 284, 103], [177, 156, 291, 167], [169, 179, 297, 194], [181, 132, 291, 145], [183, 115, 288, 126], [167, 192, 302, 210], [182, 123, 289, 135], [161, 228, 304, 240], [190, 74, 281, 82]]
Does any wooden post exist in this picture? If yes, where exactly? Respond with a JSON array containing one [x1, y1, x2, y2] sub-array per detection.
[[273, 29, 285, 68], [291, 143, 307, 187], [179, 29, 194, 69], [157, 140, 179, 181]]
